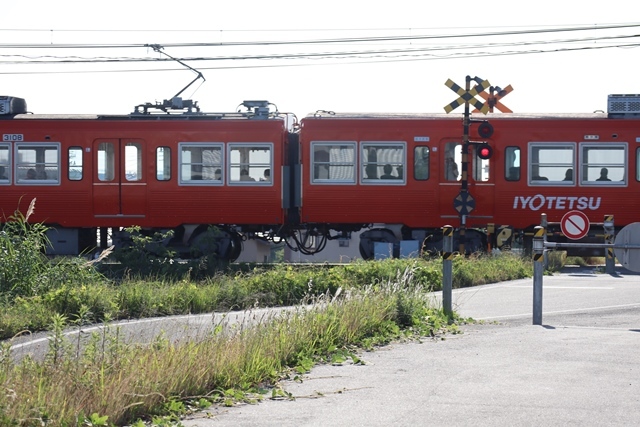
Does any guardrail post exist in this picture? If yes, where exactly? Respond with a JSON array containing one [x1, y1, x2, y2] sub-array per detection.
[[540, 213, 548, 270], [532, 226, 545, 325], [442, 225, 454, 318], [604, 214, 615, 275]]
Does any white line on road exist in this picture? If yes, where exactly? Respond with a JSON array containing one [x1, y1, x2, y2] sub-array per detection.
[[476, 302, 640, 320]]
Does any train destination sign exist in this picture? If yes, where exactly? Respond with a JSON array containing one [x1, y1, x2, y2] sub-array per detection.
[[560, 210, 590, 240]]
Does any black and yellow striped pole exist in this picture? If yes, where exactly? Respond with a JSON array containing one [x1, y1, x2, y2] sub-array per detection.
[[604, 215, 615, 274], [442, 225, 454, 317], [532, 226, 545, 325]]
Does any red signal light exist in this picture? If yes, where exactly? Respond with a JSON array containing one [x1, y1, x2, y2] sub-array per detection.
[[477, 143, 493, 160], [477, 121, 494, 139]]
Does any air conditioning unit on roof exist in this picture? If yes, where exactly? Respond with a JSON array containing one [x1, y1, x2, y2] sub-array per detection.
[[608, 94, 640, 117], [0, 96, 27, 115]]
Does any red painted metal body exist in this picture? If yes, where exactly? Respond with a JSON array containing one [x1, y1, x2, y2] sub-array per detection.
[[0, 115, 288, 230]]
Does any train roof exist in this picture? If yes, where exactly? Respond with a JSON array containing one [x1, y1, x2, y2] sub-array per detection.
[[2, 112, 289, 121], [0, 96, 290, 122], [303, 112, 618, 120]]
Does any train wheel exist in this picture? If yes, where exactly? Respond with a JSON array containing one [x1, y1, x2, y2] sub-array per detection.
[[359, 228, 398, 260], [227, 232, 243, 262], [189, 227, 233, 261]]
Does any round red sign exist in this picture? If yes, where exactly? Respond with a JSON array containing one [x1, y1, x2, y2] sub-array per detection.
[[560, 210, 590, 240]]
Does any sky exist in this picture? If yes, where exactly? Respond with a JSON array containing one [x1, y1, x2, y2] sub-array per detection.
[[2, 0, 639, 118]]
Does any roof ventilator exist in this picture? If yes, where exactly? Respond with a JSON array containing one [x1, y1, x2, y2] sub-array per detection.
[[608, 94, 640, 118]]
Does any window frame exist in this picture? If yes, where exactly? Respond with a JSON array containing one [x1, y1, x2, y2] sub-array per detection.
[[0, 143, 10, 184], [528, 142, 576, 185], [579, 142, 627, 186], [310, 141, 357, 185], [178, 142, 224, 185], [227, 142, 273, 185], [360, 141, 406, 185], [68, 146, 83, 181], [505, 146, 521, 182], [414, 145, 430, 181], [15, 142, 61, 185]]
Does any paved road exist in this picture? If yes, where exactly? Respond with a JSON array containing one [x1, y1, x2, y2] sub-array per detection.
[[182, 266, 640, 426]]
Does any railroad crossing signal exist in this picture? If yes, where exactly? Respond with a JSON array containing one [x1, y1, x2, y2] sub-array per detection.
[[473, 84, 514, 113], [454, 191, 475, 215], [443, 78, 491, 114]]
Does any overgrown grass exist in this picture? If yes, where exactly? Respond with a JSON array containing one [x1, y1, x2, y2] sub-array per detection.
[[0, 253, 533, 341], [1, 269, 458, 426], [0, 201, 543, 425]]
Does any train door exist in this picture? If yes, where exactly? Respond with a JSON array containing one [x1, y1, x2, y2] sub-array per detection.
[[438, 140, 495, 226], [92, 139, 146, 218]]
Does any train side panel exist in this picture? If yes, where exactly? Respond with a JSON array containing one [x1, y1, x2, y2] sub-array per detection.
[[487, 115, 640, 233], [0, 115, 289, 255]]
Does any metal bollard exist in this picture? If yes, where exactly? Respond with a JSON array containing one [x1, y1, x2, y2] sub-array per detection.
[[532, 226, 545, 325], [442, 225, 454, 318], [604, 215, 615, 275], [540, 213, 548, 270]]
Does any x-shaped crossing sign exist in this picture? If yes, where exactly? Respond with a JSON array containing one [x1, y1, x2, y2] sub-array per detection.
[[473, 84, 514, 113], [443, 78, 490, 114]]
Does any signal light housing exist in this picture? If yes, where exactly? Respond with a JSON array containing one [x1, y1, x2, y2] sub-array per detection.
[[477, 143, 493, 160], [477, 121, 494, 138]]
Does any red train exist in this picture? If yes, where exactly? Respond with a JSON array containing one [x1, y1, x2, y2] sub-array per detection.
[[1, 94, 639, 260]]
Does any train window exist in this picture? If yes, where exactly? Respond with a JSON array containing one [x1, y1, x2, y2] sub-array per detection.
[[16, 143, 60, 184], [361, 142, 405, 184], [528, 143, 575, 184], [414, 146, 429, 180], [580, 143, 626, 184], [97, 142, 116, 181], [311, 142, 356, 183], [229, 144, 272, 184], [0, 144, 9, 183], [505, 146, 520, 181], [156, 147, 171, 181], [124, 142, 142, 182], [179, 143, 223, 184], [444, 142, 461, 181], [68, 147, 83, 181]]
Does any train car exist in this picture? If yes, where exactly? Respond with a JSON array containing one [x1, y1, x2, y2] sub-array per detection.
[[297, 95, 640, 258], [297, 112, 472, 258], [479, 109, 640, 255], [0, 96, 292, 261]]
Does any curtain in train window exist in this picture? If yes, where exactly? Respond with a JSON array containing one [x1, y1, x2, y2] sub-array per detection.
[[16, 143, 60, 183], [311, 142, 356, 183], [580, 144, 626, 184], [228, 144, 272, 183], [179, 144, 223, 183], [361, 142, 405, 183], [68, 147, 83, 181]]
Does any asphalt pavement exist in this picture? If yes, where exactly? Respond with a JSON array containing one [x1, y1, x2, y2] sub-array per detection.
[[181, 266, 640, 426]]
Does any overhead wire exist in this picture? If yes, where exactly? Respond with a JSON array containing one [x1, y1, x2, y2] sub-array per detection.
[[0, 24, 637, 75]]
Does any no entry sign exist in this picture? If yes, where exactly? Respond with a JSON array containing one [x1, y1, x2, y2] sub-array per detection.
[[561, 210, 590, 240]]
